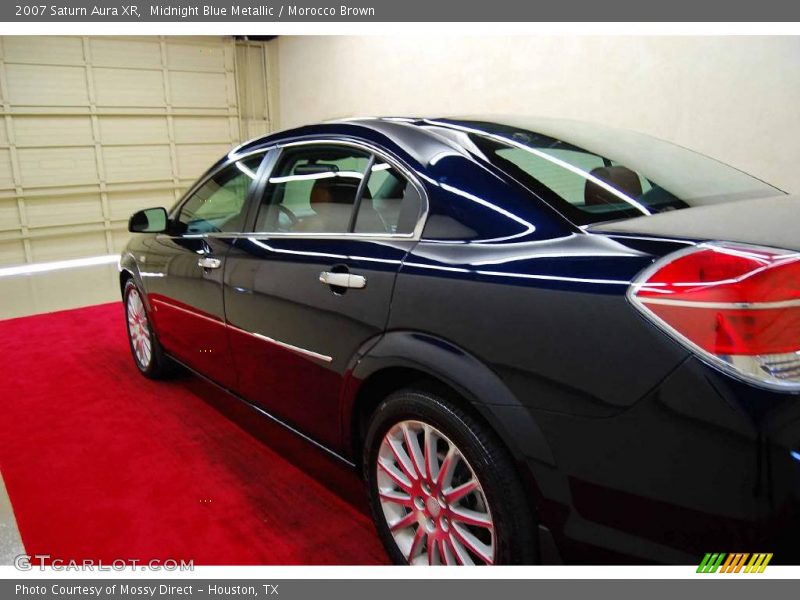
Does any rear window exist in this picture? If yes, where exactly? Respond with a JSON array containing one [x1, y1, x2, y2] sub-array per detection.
[[433, 119, 783, 226]]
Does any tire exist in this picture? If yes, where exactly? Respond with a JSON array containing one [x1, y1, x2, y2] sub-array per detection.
[[123, 279, 174, 379], [363, 387, 538, 565]]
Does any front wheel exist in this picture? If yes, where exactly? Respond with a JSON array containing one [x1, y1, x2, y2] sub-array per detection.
[[123, 279, 174, 379], [363, 387, 538, 565]]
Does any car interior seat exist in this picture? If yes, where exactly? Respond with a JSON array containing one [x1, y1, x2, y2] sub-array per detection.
[[584, 165, 643, 207]]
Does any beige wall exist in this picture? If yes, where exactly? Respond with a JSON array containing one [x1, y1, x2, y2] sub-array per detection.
[[0, 36, 275, 266], [2, 35, 795, 269], [275, 35, 800, 194]]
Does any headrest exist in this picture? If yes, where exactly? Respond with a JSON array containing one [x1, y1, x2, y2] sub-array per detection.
[[310, 176, 361, 205], [584, 166, 643, 207]]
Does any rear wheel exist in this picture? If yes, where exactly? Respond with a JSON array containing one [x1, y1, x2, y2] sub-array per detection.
[[363, 387, 537, 565], [124, 279, 174, 379]]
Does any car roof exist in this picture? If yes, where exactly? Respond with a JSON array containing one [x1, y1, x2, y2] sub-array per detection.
[[228, 117, 453, 165], [228, 115, 618, 166]]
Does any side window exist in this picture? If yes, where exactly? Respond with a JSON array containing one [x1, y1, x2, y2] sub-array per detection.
[[175, 155, 263, 234], [354, 162, 422, 235], [255, 146, 371, 233], [496, 147, 606, 206], [495, 146, 653, 213]]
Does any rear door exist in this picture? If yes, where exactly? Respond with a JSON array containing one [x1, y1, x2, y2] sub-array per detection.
[[143, 152, 267, 388], [224, 141, 425, 450]]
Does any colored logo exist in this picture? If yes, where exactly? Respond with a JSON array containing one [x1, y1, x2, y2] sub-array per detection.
[[697, 553, 773, 573]]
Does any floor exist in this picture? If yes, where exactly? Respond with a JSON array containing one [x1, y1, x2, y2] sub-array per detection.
[[0, 262, 121, 320], [0, 472, 25, 565], [0, 260, 125, 563], [0, 302, 388, 565]]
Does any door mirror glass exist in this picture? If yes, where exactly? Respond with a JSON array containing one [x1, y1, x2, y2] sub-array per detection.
[[129, 207, 168, 233]]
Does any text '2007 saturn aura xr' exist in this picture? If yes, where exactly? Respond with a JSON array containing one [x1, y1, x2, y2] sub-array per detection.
[[120, 117, 800, 565]]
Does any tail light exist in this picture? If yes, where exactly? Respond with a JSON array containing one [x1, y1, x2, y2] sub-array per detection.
[[629, 243, 800, 391]]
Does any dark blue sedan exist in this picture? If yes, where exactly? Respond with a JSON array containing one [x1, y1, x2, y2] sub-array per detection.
[[120, 117, 800, 565]]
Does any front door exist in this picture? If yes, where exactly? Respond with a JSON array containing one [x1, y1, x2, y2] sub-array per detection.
[[143, 153, 266, 389], [224, 142, 424, 450]]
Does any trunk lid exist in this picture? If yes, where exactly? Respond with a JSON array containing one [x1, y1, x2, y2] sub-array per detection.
[[589, 194, 800, 252]]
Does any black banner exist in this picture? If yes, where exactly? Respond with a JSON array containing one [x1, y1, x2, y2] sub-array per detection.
[[2, 0, 800, 22], [4, 579, 800, 600]]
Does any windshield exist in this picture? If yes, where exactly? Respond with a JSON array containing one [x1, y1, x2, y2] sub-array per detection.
[[425, 118, 783, 226]]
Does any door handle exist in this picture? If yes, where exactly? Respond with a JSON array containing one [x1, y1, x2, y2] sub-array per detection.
[[198, 256, 222, 269], [319, 271, 367, 289]]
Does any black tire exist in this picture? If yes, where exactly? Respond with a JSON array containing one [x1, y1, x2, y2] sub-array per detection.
[[363, 387, 538, 565], [123, 279, 175, 379]]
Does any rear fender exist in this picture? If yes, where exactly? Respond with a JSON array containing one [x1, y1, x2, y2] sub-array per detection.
[[341, 330, 556, 469]]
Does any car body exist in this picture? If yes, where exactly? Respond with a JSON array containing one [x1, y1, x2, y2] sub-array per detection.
[[120, 116, 800, 565]]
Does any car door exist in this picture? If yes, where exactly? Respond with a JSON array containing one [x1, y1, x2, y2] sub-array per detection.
[[224, 141, 425, 450], [142, 152, 267, 389]]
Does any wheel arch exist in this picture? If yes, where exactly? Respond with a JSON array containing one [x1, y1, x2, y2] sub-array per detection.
[[119, 267, 133, 294], [341, 330, 557, 492], [118, 253, 151, 309]]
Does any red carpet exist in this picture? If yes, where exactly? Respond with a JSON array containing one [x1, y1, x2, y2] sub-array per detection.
[[0, 303, 388, 565]]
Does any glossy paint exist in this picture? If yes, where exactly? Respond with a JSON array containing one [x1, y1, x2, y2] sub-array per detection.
[[224, 236, 415, 449], [120, 117, 800, 564], [138, 234, 239, 389]]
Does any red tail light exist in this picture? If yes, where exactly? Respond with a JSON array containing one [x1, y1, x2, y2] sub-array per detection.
[[629, 243, 800, 390]]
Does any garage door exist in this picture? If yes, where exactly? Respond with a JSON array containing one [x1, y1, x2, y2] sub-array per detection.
[[0, 36, 275, 267]]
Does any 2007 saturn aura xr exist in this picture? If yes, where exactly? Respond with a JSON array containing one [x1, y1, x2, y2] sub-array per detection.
[[120, 117, 800, 565]]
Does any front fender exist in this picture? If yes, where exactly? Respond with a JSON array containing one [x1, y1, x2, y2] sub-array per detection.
[[118, 251, 151, 311]]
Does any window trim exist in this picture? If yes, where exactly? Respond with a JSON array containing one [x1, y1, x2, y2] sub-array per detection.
[[167, 137, 429, 241], [349, 154, 377, 233]]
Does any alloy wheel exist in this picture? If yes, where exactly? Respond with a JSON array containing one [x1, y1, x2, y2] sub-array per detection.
[[376, 420, 495, 565], [127, 288, 152, 369]]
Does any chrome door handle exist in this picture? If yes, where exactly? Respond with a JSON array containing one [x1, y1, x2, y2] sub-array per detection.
[[319, 271, 367, 289], [198, 256, 222, 269]]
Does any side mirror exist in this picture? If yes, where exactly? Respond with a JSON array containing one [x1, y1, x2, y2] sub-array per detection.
[[129, 207, 168, 233]]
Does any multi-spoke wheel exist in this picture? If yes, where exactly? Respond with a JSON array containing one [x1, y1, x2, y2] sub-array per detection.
[[123, 279, 174, 379], [364, 387, 538, 565], [127, 286, 152, 369], [377, 420, 494, 564]]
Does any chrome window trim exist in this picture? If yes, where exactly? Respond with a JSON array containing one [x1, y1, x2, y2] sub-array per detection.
[[192, 231, 419, 242], [168, 137, 430, 241]]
